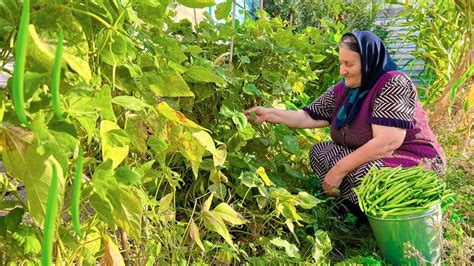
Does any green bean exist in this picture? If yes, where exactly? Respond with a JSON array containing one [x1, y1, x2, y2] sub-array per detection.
[[11, 0, 30, 128], [51, 28, 64, 120], [71, 145, 83, 237], [41, 163, 59, 266]]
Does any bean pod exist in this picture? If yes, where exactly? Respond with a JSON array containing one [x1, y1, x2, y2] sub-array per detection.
[[41, 163, 59, 266], [12, 0, 31, 128], [51, 28, 64, 119]]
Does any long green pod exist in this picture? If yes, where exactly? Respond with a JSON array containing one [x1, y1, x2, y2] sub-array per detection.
[[41, 163, 59, 266], [12, 0, 30, 128], [51, 28, 64, 119], [71, 145, 83, 237]]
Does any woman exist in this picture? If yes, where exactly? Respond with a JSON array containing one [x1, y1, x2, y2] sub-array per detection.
[[245, 31, 446, 218]]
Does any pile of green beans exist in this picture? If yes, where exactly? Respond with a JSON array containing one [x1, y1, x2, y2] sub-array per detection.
[[354, 166, 452, 218]]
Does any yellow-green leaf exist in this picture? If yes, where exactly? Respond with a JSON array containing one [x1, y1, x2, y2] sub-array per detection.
[[185, 66, 225, 84], [192, 130, 217, 154], [156, 102, 208, 131], [256, 167, 274, 186], [212, 144, 227, 167], [202, 210, 235, 249], [177, 0, 216, 8], [212, 203, 247, 225], [297, 191, 324, 209], [203, 193, 214, 212], [270, 238, 300, 258], [28, 25, 91, 82], [100, 121, 130, 169], [148, 70, 194, 98]]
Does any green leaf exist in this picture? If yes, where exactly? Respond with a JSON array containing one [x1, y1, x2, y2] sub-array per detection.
[[212, 203, 247, 225], [148, 70, 195, 98], [215, 0, 232, 20], [147, 135, 168, 163], [202, 210, 235, 249], [115, 166, 142, 186], [313, 54, 326, 63], [112, 96, 150, 111], [311, 230, 332, 262], [243, 83, 262, 96], [283, 135, 301, 155], [232, 112, 247, 130], [177, 0, 216, 8], [185, 66, 225, 84], [274, 29, 292, 48], [5, 207, 24, 231], [189, 219, 205, 251], [95, 85, 117, 122], [100, 121, 130, 169], [183, 45, 203, 55], [270, 238, 300, 258], [159, 193, 173, 213]]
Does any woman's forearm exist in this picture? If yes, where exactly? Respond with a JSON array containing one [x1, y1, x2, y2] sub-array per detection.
[[268, 109, 329, 128], [333, 138, 396, 176]]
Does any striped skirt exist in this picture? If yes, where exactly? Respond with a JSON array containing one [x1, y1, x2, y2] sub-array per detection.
[[309, 141, 384, 205]]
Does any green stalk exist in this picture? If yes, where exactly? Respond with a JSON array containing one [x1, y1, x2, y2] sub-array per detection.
[[51, 28, 64, 119], [12, 0, 30, 128], [71, 145, 83, 237], [41, 163, 59, 266]]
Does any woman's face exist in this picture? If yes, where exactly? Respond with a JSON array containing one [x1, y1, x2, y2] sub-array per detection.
[[339, 46, 362, 88]]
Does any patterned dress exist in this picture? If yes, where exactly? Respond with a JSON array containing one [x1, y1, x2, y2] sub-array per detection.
[[303, 71, 446, 205]]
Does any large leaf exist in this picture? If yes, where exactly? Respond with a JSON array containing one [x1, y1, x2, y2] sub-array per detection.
[[177, 0, 216, 8], [112, 96, 151, 111], [202, 210, 235, 249], [270, 238, 300, 258], [156, 102, 208, 131], [191, 131, 227, 166], [27, 17, 91, 82], [178, 131, 205, 177], [212, 203, 247, 225], [283, 135, 301, 155], [185, 66, 225, 84], [0, 125, 65, 224], [215, 0, 232, 20], [91, 161, 142, 241], [148, 71, 194, 97], [95, 86, 116, 122], [100, 120, 130, 169]]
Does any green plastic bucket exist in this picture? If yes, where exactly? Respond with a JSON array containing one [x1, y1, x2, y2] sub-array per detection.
[[367, 204, 442, 265]]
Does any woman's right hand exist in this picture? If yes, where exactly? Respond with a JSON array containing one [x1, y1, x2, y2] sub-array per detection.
[[244, 106, 272, 124]]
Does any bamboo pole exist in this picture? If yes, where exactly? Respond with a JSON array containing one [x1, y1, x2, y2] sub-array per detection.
[[260, 0, 264, 18], [243, 0, 246, 20], [229, 0, 236, 64]]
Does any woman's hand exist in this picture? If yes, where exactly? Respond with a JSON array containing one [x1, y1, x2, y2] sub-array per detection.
[[245, 106, 272, 124], [323, 166, 347, 197]]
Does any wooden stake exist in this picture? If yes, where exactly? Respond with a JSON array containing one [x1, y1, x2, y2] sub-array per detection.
[[229, 0, 236, 64]]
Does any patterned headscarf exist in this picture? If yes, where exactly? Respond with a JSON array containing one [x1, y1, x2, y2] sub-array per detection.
[[335, 31, 399, 130]]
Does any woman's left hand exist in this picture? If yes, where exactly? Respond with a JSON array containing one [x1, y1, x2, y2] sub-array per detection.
[[323, 167, 346, 197]]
